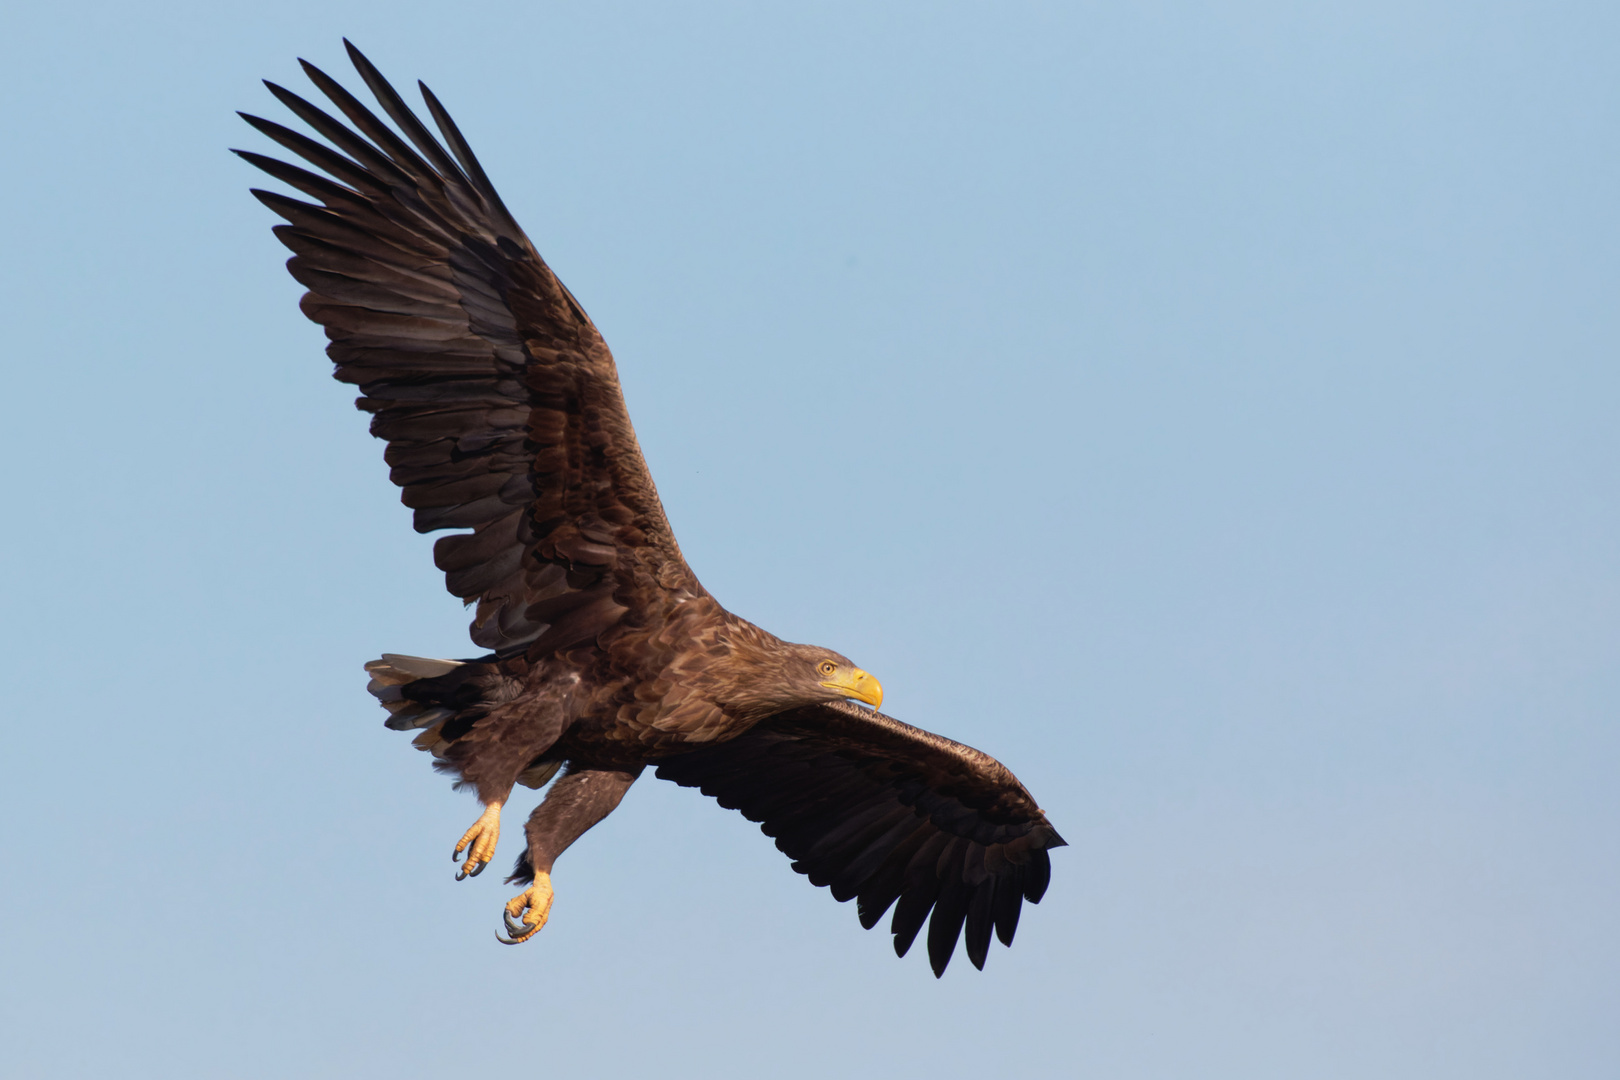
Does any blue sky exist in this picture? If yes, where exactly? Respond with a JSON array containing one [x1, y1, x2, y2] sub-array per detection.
[[2, 2, 1616, 1077]]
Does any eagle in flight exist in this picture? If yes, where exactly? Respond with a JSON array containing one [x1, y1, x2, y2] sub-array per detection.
[[239, 41, 1064, 976]]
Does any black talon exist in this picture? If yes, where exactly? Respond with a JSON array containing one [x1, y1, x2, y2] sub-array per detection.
[[455, 866, 470, 881], [504, 910, 528, 935], [496, 931, 522, 945], [451, 848, 463, 863], [468, 861, 486, 878]]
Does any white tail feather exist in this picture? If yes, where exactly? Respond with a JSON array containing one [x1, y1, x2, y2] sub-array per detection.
[[367, 654, 465, 681], [365, 654, 467, 731]]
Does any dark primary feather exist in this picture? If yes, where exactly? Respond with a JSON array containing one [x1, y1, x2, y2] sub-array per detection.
[[236, 41, 697, 658], [655, 701, 1066, 976]]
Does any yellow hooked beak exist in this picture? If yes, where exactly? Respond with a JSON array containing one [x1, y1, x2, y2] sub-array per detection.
[[821, 668, 883, 709]]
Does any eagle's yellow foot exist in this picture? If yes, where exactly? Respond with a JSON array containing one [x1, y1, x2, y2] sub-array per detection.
[[497, 873, 554, 945], [452, 800, 502, 880]]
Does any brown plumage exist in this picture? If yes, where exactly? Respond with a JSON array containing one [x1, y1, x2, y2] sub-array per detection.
[[239, 41, 1064, 977]]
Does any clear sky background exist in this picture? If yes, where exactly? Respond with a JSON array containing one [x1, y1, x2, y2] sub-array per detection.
[[2, 2, 1616, 1077]]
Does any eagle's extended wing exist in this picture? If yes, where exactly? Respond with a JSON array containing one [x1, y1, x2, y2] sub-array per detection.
[[655, 701, 1065, 976], [238, 41, 695, 657]]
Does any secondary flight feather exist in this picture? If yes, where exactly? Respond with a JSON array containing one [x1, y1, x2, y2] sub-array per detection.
[[239, 41, 1064, 977]]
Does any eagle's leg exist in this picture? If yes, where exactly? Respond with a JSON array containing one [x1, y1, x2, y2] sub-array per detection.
[[452, 799, 503, 880], [443, 690, 572, 882], [496, 763, 644, 945]]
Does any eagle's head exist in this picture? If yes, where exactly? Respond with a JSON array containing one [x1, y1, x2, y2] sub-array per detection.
[[717, 631, 884, 717]]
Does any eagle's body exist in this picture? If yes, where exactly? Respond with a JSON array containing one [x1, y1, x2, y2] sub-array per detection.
[[241, 42, 1064, 976]]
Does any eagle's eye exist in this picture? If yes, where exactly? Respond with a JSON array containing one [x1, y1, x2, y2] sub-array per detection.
[[817, 660, 837, 677]]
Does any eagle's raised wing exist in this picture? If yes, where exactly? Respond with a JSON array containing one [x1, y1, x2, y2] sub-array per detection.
[[238, 41, 694, 657], [655, 701, 1065, 976]]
